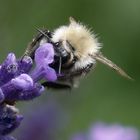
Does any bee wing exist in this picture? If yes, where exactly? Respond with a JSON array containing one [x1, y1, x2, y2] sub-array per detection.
[[92, 53, 133, 80]]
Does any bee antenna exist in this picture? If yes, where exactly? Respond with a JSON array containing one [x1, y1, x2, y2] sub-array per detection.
[[36, 28, 50, 40], [90, 53, 134, 81]]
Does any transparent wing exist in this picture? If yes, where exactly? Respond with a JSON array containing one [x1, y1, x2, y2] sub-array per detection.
[[91, 53, 133, 80]]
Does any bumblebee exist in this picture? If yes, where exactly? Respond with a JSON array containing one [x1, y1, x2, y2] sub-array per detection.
[[24, 17, 132, 89]]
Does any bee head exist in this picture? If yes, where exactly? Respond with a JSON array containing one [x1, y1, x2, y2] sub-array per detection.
[[51, 17, 100, 72], [50, 40, 78, 74]]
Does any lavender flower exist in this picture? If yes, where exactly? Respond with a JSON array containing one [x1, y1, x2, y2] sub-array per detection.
[[0, 43, 57, 139], [0, 43, 56, 102], [71, 122, 139, 140], [32, 43, 57, 82], [17, 55, 33, 74], [0, 53, 18, 86], [0, 104, 23, 139], [0, 74, 44, 101]]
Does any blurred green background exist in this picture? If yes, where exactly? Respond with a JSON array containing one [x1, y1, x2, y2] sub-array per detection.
[[0, 0, 140, 140]]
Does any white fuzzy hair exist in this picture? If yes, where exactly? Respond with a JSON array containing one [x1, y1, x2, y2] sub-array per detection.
[[52, 18, 101, 70]]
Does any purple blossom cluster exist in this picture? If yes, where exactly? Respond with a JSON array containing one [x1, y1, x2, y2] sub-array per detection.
[[0, 43, 57, 139], [0, 104, 23, 140], [71, 122, 139, 140]]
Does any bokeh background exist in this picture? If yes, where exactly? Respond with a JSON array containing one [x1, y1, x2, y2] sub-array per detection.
[[0, 0, 140, 140]]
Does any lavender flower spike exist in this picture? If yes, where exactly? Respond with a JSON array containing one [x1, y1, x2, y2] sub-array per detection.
[[0, 53, 18, 86], [0, 104, 23, 138], [71, 122, 139, 140], [11, 74, 33, 90], [0, 40, 57, 139], [89, 122, 139, 140], [0, 74, 44, 101], [32, 43, 57, 82]]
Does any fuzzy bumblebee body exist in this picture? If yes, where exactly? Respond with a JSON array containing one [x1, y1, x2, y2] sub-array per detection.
[[52, 17, 100, 72], [25, 17, 132, 89]]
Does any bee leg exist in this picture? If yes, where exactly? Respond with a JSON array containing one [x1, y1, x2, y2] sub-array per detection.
[[23, 29, 52, 59], [83, 63, 93, 73], [41, 81, 72, 90], [68, 63, 94, 77], [63, 63, 94, 78]]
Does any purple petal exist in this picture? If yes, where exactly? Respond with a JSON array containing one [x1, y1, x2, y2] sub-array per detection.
[[17, 83, 44, 100], [89, 122, 139, 140], [4, 53, 18, 73], [0, 88, 5, 103], [18, 56, 33, 73], [32, 43, 57, 82], [0, 53, 18, 85], [1, 82, 44, 101], [35, 43, 54, 66], [11, 74, 33, 90], [4, 53, 17, 66], [44, 66, 57, 81]]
